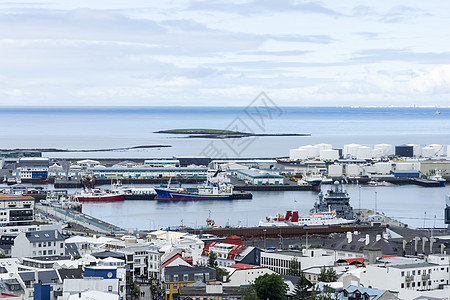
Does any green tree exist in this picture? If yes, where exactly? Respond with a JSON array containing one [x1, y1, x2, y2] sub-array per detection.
[[253, 273, 288, 300], [288, 257, 301, 276], [318, 267, 338, 283], [208, 251, 218, 268], [293, 272, 311, 300], [215, 267, 229, 282], [242, 285, 258, 300], [309, 285, 334, 300]]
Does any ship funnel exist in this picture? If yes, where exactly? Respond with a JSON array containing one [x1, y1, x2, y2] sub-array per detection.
[[285, 211, 292, 221], [291, 211, 299, 222]]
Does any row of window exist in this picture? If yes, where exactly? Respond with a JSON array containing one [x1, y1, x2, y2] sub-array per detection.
[[401, 267, 449, 277], [33, 242, 64, 248], [32, 250, 63, 256]]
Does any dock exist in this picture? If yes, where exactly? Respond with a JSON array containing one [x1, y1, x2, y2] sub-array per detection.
[[36, 204, 124, 234], [188, 224, 378, 238]]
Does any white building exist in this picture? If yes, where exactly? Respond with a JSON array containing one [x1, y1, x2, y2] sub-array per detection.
[[224, 263, 276, 286], [11, 229, 65, 258], [236, 169, 284, 185], [360, 254, 450, 298], [260, 248, 335, 275], [63, 277, 119, 300]]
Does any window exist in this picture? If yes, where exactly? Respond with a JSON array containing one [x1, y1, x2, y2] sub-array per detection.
[[173, 284, 177, 290], [412, 282, 415, 287], [60, 243, 63, 248], [401, 283, 404, 288], [43, 250, 46, 255], [401, 271, 405, 277], [173, 275, 178, 282], [48, 250, 52, 255], [166, 284, 170, 290], [183, 274, 188, 281], [108, 286, 112, 292], [418, 282, 420, 287], [418, 270, 421, 275], [412, 271, 415, 275]]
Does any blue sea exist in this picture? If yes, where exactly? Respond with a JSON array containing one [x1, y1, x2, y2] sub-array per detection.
[[1, 106, 449, 229], [0, 106, 449, 158]]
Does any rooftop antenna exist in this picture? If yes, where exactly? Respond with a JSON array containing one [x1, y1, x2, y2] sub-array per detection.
[[423, 211, 427, 228]]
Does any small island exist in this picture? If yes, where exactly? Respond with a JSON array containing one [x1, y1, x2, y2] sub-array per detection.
[[155, 128, 310, 139]]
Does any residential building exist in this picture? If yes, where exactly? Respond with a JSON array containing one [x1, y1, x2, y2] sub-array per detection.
[[199, 236, 248, 267], [360, 254, 450, 299], [337, 285, 399, 300], [224, 263, 275, 286], [178, 282, 246, 300], [164, 266, 216, 300], [260, 248, 334, 275], [62, 277, 120, 300], [11, 230, 65, 258]]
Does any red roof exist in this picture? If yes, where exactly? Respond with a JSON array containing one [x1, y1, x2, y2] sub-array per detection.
[[201, 241, 218, 256], [0, 293, 19, 298], [201, 241, 245, 260], [337, 257, 364, 265], [162, 253, 193, 268], [228, 263, 264, 270], [224, 235, 243, 246]]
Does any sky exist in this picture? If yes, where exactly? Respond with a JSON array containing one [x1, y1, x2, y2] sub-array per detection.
[[1, 0, 450, 107]]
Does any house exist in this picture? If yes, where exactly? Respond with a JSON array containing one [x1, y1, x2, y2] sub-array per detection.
[[11, 230, 65, 259], [178, 282, 246, 300], [62, 277, 120, 300], [18, 269, 61, 299], [164, 266, 216, 300], [224, 263, 276, 286], [337, 285, 399, 300], [199, 236, 259, 267], [236, 169, 284, 185]]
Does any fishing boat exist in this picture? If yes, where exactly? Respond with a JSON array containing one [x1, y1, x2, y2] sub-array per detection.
[[428, 170, 446, 187], [73, 189, 124, 202]]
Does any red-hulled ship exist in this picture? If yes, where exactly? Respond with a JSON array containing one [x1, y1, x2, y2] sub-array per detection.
[[73, 189, 124, 202]]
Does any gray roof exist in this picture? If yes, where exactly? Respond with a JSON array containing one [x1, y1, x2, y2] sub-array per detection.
[[65, 243, 80, 257], [178, 285, 246, 296], [25, 230, 64, 242], [389, 262, 435, 270], [19, 269, 59, 284], [165, 266, 215, 276], [58, 268, 83, 280], [26, 255, 71, 262], [237, 169, 283, 178]]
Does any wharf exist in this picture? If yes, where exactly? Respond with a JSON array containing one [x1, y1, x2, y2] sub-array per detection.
[[188, 224, 378, 238], [409, 178, 441, 187], [232, 191, 253, 199], [234, 185, 317, 191], [36, 204, 124, 234]]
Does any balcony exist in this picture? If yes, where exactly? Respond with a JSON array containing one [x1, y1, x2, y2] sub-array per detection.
[[421, 274, 430, 281], [405, 275, 414, 281]]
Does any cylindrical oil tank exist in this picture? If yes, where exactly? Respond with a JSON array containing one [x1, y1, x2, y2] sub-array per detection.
[[343, 144, 361, 158], [320, 149, 339, 161], [372, 148, 384, 159], [328, 164, 343, 177], [289, 148, 308, 160], [345, 164, 362, 176], [374, 144, 393, 156], [421, 146, 436, 158], [448, 145, 450, 157], [395, 145, 414, 157], [356, 146, 372, 160], [427, 144, 444, 156], [406, 144, 421, 157], [302, 145, 320, 158], [374, 162, 392, 174], [315, 143, 333, 151]]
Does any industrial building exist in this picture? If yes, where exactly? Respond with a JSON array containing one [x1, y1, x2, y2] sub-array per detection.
[[236, 169, 284, 185]]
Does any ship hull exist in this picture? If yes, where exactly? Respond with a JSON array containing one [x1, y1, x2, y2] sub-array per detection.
[[74, 194, 124, 201], [154, 188, 233, 201]]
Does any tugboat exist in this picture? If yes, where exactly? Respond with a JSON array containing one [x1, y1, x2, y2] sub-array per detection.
[[428, 170, 446, 187], [311, 181, 354, 220]]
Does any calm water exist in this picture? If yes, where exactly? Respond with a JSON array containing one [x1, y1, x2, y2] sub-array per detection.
[[0, 106, 449, 158], [2, 106, 449, 229], [80, 184, 450, 230]]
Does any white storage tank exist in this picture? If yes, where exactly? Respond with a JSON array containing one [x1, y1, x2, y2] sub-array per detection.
[[356, 146, 372, 160], [427, 144, 444, 156], [328, 164, 343, 177], [374, 144, 393, 156], [302, 145, 320, 158], [395, 162, 414, 171], [345, 164, 362, 176], [374, 162, 392, 175], [289, 148, 308, 160], [448, 145, 450, 157], [372, 148, 384, 159], [320, 149, 339, 161], [343, 144, 361, 158], [406, 144, 421, 157], [315, 143, 333, 151], [421, 146, 436, 158]]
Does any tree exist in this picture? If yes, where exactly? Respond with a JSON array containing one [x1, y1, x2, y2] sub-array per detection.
[[293, 273, 311, 300], [309, 285, 334, 300], [208, 251, 218, 268], [288, 257, 301, 276], [241, 285, 258, 300], [318, 267, 338, 283], [253, 273, 288, 300]]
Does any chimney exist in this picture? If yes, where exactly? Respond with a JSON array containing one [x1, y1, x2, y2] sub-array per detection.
[[55, 230, 57, 239], [365, 234, 370, 246], [422, 237, 428, 254], [376, 234, 381, 242], [430, 238, 436, 254], [441, 244, 445, 254], [347, 232, 352, 243]]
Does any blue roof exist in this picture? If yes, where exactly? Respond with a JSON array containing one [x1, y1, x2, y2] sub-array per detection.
[[337, 285, 389, 300]]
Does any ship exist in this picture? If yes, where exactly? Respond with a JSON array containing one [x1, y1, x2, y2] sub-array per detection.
[[155, 170, 233, 201], [311, 181, 354, 220], [259, 208, 356, 227], [428, 170, 446, 187], [73, 189, 124, 201]]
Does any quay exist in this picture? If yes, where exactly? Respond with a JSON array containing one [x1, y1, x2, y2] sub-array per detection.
[[188, 224, 378, 238], [409, 178, 442, 187], [36, 204, 124, 234]]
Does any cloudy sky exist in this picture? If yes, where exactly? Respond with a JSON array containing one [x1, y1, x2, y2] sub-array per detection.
[[1, 0, 450, 106]]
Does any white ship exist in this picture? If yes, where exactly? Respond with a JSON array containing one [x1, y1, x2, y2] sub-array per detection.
[[259, 209, 356, 227]]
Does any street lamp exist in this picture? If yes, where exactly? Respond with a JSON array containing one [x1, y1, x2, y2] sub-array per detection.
[[263, 229, 267, 249]]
